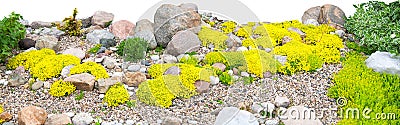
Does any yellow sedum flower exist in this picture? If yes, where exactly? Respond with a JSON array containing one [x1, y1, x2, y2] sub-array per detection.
[[198, 26, 228, 50], [220, 21, 237, 34], [49, 80, 76, 97], [7, 48, 56, 70], [69, 61, 109, 80], [103, 83, 130, 107], [31, 54, 80, 81]]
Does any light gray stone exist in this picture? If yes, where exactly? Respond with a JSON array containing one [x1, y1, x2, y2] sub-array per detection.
[[251, 103, 263, 113], [210, 76, 219, 85], [335, 30, 345, 38], [72, 113, 94, 125], [150, 55, 160, 61], [97, 77, 120, 93], [31, 81, 43, 90], [165, 30, 201, 56], [129, 30, 157, 49], [86, 30, 115, 44], [214, 107, 259, 125], [134, 19, 154, 33], [127, 65, 141, 72], [162, 117, 182, 125], [236, 46, 248, 52], [61, 65, 74, 77], [91, 11, 114, 28], [161, 54, 178, 63], [366, 51, 400, 75], [63, 48, 86, 60], [35, 35, 59, 51], [241, 72, 250, 77], [274, 55, 287, 66], [274, 96, 290, 108], [45, 114, 72, 125], [102, 57, 116, 69]]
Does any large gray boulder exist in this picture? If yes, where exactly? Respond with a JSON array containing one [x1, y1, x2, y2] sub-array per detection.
[[366, 51, 400, 75], [154, 4, 201, 47], [165, 30, 201, 56], [214, 107, 259, 125], [134, 19, 154, 34], [302, 4, 346, 27]]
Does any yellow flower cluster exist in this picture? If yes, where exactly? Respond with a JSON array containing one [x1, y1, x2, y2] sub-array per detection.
[[243, 49, 280, 78], [69, 61, 109, 80], [31, 55, 80, 81], [205, 49, 280, 78], [235, 26, 252, 39], [262, 20, 343, 74], [7, 48, 56, 70], [138, 64, 215, 108], [220, 21, 237, 34], [198, 26, 228, 50], [103, 83, 130, 107], [49, 80, 76, 97], [137, 77, 175, 108]]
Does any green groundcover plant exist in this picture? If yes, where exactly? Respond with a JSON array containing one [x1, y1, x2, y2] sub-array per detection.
[[345, 0, 400, 55], [328, 52, 400, 125]]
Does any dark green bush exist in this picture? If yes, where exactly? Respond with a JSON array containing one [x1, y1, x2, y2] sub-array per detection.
[[328, 52, 400, 125], [0, 12, 26, 62], [123, 37, 148, 62], [345, 1, 400, 54]]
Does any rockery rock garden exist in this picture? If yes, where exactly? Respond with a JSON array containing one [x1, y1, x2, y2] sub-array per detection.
[[0, 1, 399, 125]]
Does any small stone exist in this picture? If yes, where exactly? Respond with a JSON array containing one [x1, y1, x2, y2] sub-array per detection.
[[127, 87, 135, 91], [64, 73, 96, 91], [45, 114, 72, 125], [8, 75, 26, 87], [123, 72, 147, 87], [212, 63, 226, 72], [35, 35, 59, 51], [232, 68, 239, 75], [214, 107, 259, 125], [335, 30, 345, 38], [99, 94, 105, 98], [274, 96, 290, 108], [251, 103, 264, 113], [43, 82, 51, 89], [100, 39, 116, 48], [64, 112, 75, 117], [128, 92, 134, 96], [95, 57, 105, 63], [161, 54, 178, 63], [227, 70, 234, 76], [265, 48, 272, 53], [31, 81, 43, 90], [18, 106, 48, 125], [265, 120, 279, 125], [126, 120, 135, 125], [210, 76, 219, 85], [194, 80, 210, 94], [97, 77, 120, 93], [72, 113, 94, 125], [139, 68, 147, 73], [61, 65, 74, 77], [63, 48, 86, 59], [150, 55, 160, 61], [164, 66, 181, 75], [1, 122, 14, 125], [241, 72, 250, 77], [127, 65, 141, 72], [162, 117, 182, 125], [5, 71, 12, 75], [263, 71, 272, 78], [0, 112, 13, 122], [261, 102, 275, 113], [102, 57, 116, 69], [91, 11, 114, 28], [236, 46, 248, 51], [188, 120, 198, 124]]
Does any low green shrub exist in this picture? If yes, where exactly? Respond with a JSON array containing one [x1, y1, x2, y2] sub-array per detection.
[[0, 12, 26, 62], [219, 72, 233, 85], [345, 1, 400, 54], [328, 52, 400, 125], [122, 37, 148, 62], [103, 83, 130, 107], [88, 44, 102, 54]]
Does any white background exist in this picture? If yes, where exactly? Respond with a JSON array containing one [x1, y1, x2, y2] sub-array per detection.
[[0, 0, 396, 24]]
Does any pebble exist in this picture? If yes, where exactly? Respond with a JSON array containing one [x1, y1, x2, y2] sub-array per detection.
[[126, 120, 135, 125], [188, 120, 198, 124], [43, 82, 51, 89], [227, 70, 234, 75], [241, 72, 250, 77], [139, 68, 147, 73], [210, 76, 219, 85], [99, 94, 105, 98], [5, 71, 12, 75], [150, 55, 160, 61], [128, 92, 134, 96], [127, 87, 135, 91], [265, 119, 279, 125], [64, 112, 75, 117], [127, 65, 141, 72]]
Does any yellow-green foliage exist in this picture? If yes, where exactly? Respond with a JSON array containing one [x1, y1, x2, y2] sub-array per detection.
[[204, 49, 279, 78], [220, 21, 237, 34], [242, 38, 256, 48], [103, 83, 130, 107], [163, 75, 196, 98], [198, 26, 228, 50], [0, 104, 3, 123], [243, 49, 280, 78], [235, 26, 252, 39], [148, 63, 177, 79], [49, 80, 76, 97], [138, 64, 215, 108], [69, 61, 109, 80], [179, 55, 199, 66], [137, 78, 175, 108], [7, 48, 56, 70], [31, 55, 80, 81], [328, 52, 400, 125], [55, 8, 82, 36], [255, 37, 273, 49], [265, 20, 343, 74]]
